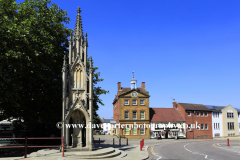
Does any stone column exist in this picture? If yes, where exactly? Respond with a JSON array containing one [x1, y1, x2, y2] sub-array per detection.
[[66, 126, 69, 147], [88, 57, 93, 150], [62, 56, 68, 146]]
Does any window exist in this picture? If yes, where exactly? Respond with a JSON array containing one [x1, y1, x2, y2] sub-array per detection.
[[133, 111, 137, 119], [106, 127, 108, 129], [205, 112, 208, 117], [228, 122, 234, 130], [172, 131, 179, 136], [187, 111, 191, 116], [201, 124, 204, 130], [197, 124, 200, 130], [214, 123, 216, 129], [217, 112, 219, 117], [140, 125, 145, 135], [218, 123, 220, 129], [238, 113, 240, 118], [125, 111, 129, 119], [124, 100, 129, 105], [132, 100, 137, 105], [140, 100, 144, 105], [188, 124, 191, 131], [205, 124, 208, 130], [201, 112, 204, 117], [227, 112, 234, 118], [140, 111, 145, 119], [239, 123, 240, 129], [173, 123, 177, 128], [197, 112, 200, 117], [133, 125, 137, 135], [125, 125, 129, 135]]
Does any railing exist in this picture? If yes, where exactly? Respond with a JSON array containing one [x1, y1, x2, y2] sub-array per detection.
[[0, 137, 64, 158]]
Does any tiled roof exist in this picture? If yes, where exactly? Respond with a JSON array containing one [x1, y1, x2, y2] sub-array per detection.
[[150, 108, 185, 122], [121, 87, 144, 92], [179, 103, 211, 111]]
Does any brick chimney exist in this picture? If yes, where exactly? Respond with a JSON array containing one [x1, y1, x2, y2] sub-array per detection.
[[141, 82, 145, 90], [173, 99, 177, 109], [118, 82, 121, 91]]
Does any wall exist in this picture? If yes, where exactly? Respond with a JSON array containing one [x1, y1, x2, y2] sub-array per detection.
[[222, 105, 239, 136], [212, 112, 222, 137]]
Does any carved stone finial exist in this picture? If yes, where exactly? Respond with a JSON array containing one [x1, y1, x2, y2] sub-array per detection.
[[90, 57, 92, 63], [85, 32, 88, 38], [77, 7, 81, 15]]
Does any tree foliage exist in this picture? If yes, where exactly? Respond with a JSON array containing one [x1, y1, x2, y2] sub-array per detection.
[[0, 0, 108, 136], [87, 58, 109, 125], [0, 0, 71, 136]]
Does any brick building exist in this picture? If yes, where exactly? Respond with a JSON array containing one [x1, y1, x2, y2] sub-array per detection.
[[149, 108, 186, 139], [173, 100, 213, 139], [112, 77, 150, 139]]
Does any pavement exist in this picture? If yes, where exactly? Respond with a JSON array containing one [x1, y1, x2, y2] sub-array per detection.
[[0, 135, 149, 160]]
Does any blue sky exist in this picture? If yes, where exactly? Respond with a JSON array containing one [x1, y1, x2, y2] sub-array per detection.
[[17, 0, 240, 118]]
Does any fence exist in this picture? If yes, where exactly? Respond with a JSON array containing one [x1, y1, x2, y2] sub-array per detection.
[[0, 137, 64, 158]]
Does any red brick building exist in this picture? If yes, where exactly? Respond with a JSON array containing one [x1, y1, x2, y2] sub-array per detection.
[[173, 100, 213, 139]]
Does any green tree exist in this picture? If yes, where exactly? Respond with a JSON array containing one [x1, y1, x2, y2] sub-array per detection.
[[0, 0, 108, 136], [0, 0, 71, 136], [87, 57, 109, 125]]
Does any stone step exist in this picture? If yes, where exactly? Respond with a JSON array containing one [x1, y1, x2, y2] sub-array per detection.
[[66, 149, 121, 159], [73, 147, 115, 156]]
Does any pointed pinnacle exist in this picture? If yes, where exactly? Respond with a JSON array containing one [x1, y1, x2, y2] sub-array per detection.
[[77, 7, 81, 15]]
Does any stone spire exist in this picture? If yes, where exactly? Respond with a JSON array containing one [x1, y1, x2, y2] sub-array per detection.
[[74, 7, 83, 37]]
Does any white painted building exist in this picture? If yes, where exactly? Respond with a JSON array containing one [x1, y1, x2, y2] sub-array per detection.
[[205, 105, 224, 137], [101, 118, 113, 134], [206, 105, 240, 137]]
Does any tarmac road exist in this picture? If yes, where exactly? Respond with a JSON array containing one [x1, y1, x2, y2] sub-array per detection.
[[149, 140, 240, 160]]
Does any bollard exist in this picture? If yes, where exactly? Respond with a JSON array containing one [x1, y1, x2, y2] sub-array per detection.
[[227, 138, 229, 146], [140, 140, 142, 151], [24, 136, 27, 158], [127, 138, 128, 145], [119, 137, 121, 146], [99, 138, 100, 144], [113, 138, 114, 145]]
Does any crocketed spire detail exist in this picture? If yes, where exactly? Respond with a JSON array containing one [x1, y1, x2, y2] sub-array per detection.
[[74, 7, 83, 37]]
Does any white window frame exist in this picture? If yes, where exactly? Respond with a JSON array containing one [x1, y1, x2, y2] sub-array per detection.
[[201, 112, 204, 117], [140, 100, 145, 105], [125, 125, 129, 135], [124, 100, 129, 105], [197, 124, 200, 130], [197, 112, 200, 117], [125, 111, 129, 119], [140, 111, 145, 119], [133, 125, 137, 135], [187, 111, 191, 116], [201, 124, 204, 130], [132, 100, 137, 105], [188, 124, 191, 131], [205, 123, 208, 130], [140, 125, 145, 135], [133, 111, 137, 119], [205, 112, 208, 117]]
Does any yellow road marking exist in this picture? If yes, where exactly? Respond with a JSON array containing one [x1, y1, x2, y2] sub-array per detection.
[[150, 146, 155, 154]]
